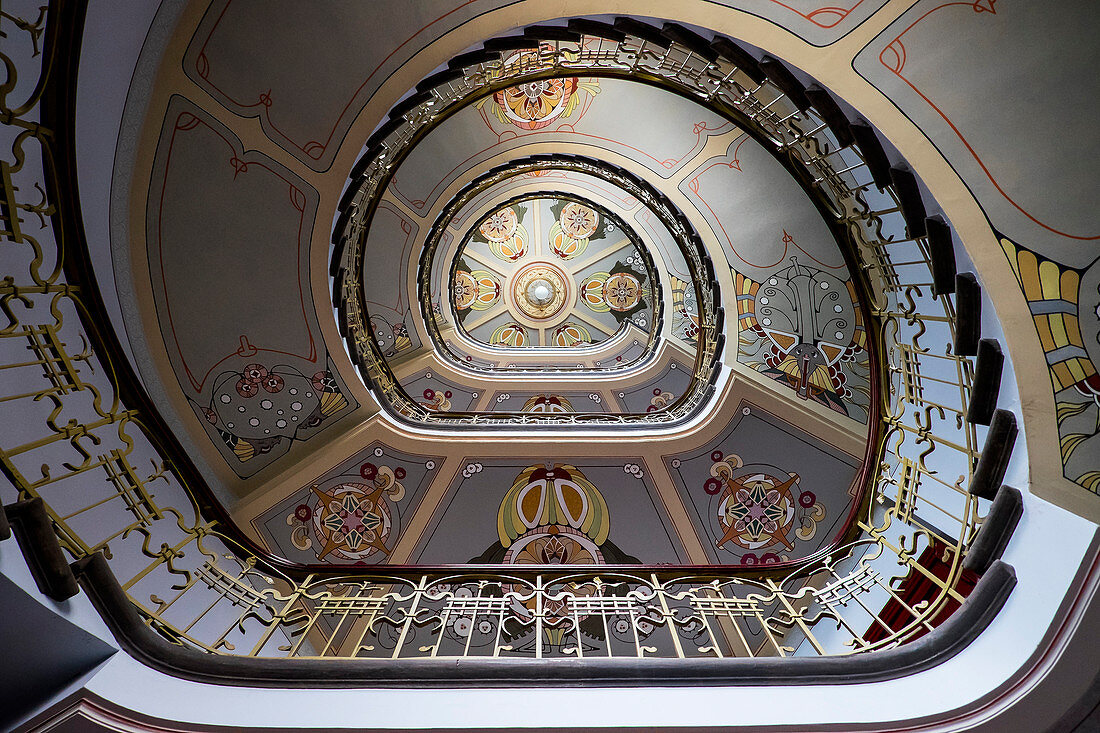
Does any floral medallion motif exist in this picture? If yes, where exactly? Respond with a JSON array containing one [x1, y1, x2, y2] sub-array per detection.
[[580, 262, 649, 322], [272, 448, 441, 567], [490, 322, 528, 347], [717, 474, 797, 551], [452, 270, 479, 310], [704, 451, 825, 564], [553, 323, 591, 347], [560, 202, 599, 238], [476, 205, 529, 261], [479, 206, 517, 241], [298, 468, 406, 561], [522, 394, 574, 413], [510, 261, 570, 321], [207, 363, 348, 464], [452, 261, 500, 318], [479, 74, 600, 131], [549, 200, 603, 260], [604, 272, 642, 310], [498, 78, 576, 129]]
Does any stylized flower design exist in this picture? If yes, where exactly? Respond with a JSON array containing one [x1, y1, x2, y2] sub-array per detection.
[[714, 472, 798, 552], [490, 322, 528, 347], [452, 269, 501, 311], [261, 374, 284, 393], [479, 207, 518, 242], [294, 504, 312, 522], [321, 493, 382, 552], [728, 484, 786, 536], [235, 378, 258, 398], [549, 202, 598, 260], [488, 234, 527, 262], [508, 532, 600, 566], [452, 270, 477, 309], [560, 202, 599, 239], [309, 482, 394, 562], [242, 364, 267, 382], [552, 323, 590, 347], [582, 275, 607, 308], [581, 269, 644, 314], [493, 78, 578, 130], [604, 272, 641, 311]]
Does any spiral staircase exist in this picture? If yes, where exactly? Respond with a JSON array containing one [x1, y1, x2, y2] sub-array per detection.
[[1, 1, 1099, 731]]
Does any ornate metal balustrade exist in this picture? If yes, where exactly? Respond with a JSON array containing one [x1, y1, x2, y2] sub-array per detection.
[[0, 4, 1017, 682]]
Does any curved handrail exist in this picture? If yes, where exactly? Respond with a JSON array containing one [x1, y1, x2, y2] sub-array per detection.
[[0, 4, 1018, 678]]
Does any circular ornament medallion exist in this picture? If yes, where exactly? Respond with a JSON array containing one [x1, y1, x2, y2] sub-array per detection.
[[560, 201, 599, 239], [479, 206, 518, 242], [604, 272, 643, 311], [510, 261, 571, 321]]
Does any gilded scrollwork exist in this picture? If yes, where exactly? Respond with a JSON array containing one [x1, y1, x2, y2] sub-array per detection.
[[0, 7, 996, 664]]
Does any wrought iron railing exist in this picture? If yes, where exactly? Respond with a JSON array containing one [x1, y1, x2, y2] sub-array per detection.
[[0, 5, 1017, 679]]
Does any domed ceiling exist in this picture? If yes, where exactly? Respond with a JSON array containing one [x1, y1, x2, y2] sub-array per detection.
[[102, 0, 1100, 579], [447, 195, 656, 352]]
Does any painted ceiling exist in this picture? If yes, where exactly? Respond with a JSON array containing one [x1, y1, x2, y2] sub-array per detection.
[[103, 0, 1100, 573], [446, 196, 656, 352]]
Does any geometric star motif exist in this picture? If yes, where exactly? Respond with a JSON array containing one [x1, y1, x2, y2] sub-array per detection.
[[311, 482, 391, 560], [716, 473, 797, 551]]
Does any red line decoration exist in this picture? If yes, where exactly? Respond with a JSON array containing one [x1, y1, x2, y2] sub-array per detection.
[[766, 0, 869, 29], [157, 111, 317, 394], [192, 0, 483, 164], [393, 106, 734, 214], [878, 0, 1098, 241], [686, 136, 848, 271]]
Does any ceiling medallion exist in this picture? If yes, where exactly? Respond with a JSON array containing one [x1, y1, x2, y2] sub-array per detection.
[[436, 189, 672, 358], [510, 261, 570, 321]]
